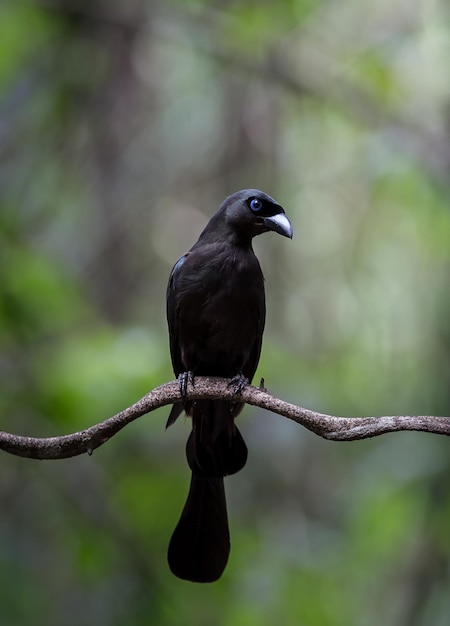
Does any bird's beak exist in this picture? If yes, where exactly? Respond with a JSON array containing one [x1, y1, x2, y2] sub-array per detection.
[[263, 213, 293, 239]]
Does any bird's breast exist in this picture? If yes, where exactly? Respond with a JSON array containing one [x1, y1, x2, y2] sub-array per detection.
[[174, 248, 265, 376]]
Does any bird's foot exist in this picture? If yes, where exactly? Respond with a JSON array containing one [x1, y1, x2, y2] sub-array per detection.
[[228, 372, 249, 396], [178, 371, 195, 397]]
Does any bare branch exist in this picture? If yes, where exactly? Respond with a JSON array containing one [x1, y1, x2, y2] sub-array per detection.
[[0, 377, 449, 460]]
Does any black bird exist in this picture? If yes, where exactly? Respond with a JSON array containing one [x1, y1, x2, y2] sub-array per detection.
[[166, 189, 292, 582]]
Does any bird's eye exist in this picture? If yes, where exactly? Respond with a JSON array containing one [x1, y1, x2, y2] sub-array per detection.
[[249, 198, 263, 212]]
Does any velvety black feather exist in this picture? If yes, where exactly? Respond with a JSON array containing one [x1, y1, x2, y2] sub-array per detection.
[[185, 400, 248, 476], [168, 475, 229, 583], [166, 189, 292, 582]]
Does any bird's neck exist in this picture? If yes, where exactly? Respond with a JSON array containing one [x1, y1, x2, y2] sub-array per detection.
[[197, 219, 254, 250]]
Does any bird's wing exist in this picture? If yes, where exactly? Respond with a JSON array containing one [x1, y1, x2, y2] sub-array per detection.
[[242, 295, 265, 383], [166, 253, 188, 377]]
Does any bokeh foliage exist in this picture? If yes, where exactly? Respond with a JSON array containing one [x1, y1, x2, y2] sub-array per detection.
[[0, 0, 449, 624]]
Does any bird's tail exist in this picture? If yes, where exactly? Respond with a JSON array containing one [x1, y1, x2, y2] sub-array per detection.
[[168, 473, 230, 583], [186, 400, 248, 477]]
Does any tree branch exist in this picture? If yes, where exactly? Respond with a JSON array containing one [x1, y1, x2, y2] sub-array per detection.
[[0, 377, 449, 460]]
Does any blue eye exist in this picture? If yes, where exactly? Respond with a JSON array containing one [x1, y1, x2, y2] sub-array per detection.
[[250, 198, 262, 212]]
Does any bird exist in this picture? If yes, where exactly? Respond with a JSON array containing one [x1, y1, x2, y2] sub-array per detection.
[[166, 189, 292, 582]]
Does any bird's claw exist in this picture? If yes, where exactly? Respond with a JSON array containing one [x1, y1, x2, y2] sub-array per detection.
[[228, 373, 249, 396], [179, 371, 195, 397]]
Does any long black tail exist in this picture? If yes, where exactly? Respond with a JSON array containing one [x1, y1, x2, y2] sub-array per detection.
[[186, 400, 248, 476], [168, 400, 247, 582], [168, 474, 229, 582]]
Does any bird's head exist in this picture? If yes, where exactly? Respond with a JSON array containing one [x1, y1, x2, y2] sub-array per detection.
[[220, 189, 293, 242]]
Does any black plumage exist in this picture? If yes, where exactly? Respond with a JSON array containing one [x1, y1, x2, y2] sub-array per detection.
[[166, 189, 292, 582]]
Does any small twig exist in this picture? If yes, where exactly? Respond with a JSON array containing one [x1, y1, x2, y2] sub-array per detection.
[[0, 377, 449, 460]]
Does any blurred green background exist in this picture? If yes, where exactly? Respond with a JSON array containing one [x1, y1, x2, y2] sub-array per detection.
[[0, 0, 449, 624]]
